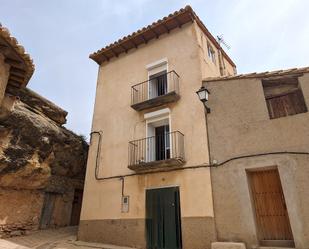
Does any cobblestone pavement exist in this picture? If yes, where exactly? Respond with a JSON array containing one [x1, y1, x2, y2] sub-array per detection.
[[0, 227, 135, 249]]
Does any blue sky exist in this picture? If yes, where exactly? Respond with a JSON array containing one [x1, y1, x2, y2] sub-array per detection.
[[1, 0, 309, 138]]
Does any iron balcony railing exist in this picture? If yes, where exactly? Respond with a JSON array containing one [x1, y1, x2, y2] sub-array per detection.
[[131, 70, 180, 106], [128, 131, 185, 167]]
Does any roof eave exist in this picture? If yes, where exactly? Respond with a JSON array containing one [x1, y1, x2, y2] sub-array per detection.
[[89, 5, 236, 68], [0, 24, 35, 87]]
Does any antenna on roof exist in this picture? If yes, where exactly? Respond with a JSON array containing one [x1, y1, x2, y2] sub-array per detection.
[[217, 35, 231, 50]]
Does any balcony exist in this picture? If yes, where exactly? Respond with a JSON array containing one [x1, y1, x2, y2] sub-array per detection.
[[128, 131, 185, 172], [131, 70, 180, 111]]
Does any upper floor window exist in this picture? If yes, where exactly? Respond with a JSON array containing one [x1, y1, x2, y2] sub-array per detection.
[[262, 77, 307, 119], [149, 70, 168, 99], [131, 59, 180, 111], [207, 43, 216, 64], [148, 59, 168, 99]]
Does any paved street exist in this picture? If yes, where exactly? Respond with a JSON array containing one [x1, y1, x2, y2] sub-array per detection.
[[0, 227, 135, 249]]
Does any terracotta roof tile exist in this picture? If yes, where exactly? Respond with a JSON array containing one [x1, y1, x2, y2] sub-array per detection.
[[203, 66, 309, 82], [0, 24, 35, 86], [90, 5, 235, 67]]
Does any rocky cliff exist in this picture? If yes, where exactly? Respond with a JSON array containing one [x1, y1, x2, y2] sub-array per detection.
[[0, 86, 88, 237], [0, 85, 88, 191]]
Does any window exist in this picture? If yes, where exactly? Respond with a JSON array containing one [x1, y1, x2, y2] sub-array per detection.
[[207, 43, 216, 64], [145, 109, 171, 162], [262, 77, 307, 119], [147, 59, 168, 99], [146, 117, 170, 162], [149, 70, 168, 98]]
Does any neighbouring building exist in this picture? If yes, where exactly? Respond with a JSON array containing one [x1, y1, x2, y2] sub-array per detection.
[[0, 24, 88, 237], [204, 67, 309, 249], [79, 6, 236, 249]]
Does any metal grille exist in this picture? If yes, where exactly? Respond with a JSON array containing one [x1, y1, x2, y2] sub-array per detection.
[[128, 131, 185, 166], [131, 70, 180, 105]]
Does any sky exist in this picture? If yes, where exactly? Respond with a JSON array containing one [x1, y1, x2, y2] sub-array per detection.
[[1, 0, 309, 138]]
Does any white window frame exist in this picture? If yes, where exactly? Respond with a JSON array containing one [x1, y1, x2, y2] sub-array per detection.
[[146, 58, 169, 100], [207, 43, 216, 64], [144, 108, 172, 162]]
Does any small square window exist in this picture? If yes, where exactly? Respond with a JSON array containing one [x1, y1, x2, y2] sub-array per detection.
[[262, 77, 307, 119]]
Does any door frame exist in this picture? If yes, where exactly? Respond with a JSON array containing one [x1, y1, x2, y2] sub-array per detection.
[[145, 114, 172, 162], [246, 166, 295, 247]]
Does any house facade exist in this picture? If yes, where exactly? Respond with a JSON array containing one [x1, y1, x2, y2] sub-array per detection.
[[79, 6, 235, 249], [204, 68, 309, 248]]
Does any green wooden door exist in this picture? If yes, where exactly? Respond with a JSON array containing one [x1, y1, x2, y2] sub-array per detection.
[[146, 187, 182, 249]]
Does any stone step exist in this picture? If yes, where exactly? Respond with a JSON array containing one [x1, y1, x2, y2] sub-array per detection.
[[212, 242, 246, 249], [73, 240, 137, 249]]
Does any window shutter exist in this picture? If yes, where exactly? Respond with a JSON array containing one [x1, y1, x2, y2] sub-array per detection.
[[263, 78, 307, 119]]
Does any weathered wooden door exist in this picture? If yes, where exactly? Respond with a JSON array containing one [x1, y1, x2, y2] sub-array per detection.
[[249, 169, 294, 246], [146, 187, 182, 249], [40, 192, 57, 229], [70, 189, 83, 226]]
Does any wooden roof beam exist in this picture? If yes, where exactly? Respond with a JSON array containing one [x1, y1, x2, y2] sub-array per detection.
[[174, 17, 183, 28], [4, 58, 22, 67], [188, 12, 195, 22], [151, 29, 159, 39], [119, 44, 128, 53], [110, 48, 119, 57], [7, 79, 22, 87], [162, 23, 170, 33], [9, 74, 24, 82], [130, 40, 138, 49], [98, 53, 110, 62], [0, 45, 9, 54], [140, 34, 148, 44], [10, 67, 26, 76]]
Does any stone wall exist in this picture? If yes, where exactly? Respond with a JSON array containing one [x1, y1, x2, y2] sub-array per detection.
[[0, 188, 44, 236], [0, 85, 88, 237]]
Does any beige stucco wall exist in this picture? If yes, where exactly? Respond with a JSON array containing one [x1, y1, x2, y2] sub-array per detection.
[[195, 26, 235, 79], [211, 154, 309, 249], [81, 20, 236, 248], [81, 22, 217, 222], [204, 73, 309, 163], [204, 72, 309, 248], [0, 54, 10, 106]]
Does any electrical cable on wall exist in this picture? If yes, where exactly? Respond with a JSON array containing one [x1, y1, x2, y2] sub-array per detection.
[[90, 130, 309, 181]]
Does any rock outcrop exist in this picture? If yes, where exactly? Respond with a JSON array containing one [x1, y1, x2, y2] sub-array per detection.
[[0, 85, 88, 237]]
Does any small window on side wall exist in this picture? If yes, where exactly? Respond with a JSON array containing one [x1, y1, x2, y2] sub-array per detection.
[[262, 77, 307, 119], [207, 43, 216, 64]]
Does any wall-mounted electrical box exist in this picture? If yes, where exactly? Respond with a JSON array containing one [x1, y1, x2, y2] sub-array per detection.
[[121, 196, 129, 213]]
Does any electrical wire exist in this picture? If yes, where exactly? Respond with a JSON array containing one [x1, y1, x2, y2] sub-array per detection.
[[90, 131, 309, 181]]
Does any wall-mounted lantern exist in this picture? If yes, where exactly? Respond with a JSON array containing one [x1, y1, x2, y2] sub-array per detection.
[[196, 86, 210, 113]]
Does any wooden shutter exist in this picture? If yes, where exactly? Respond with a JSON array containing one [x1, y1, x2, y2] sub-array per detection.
[[266, 89, 307, 119], [263, 77, 307, 119]]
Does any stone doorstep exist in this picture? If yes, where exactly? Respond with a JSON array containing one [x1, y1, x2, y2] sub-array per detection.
[[73, 240, 137, 249], [258, 247, 295, 249], [212, 242, 247, 249]]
